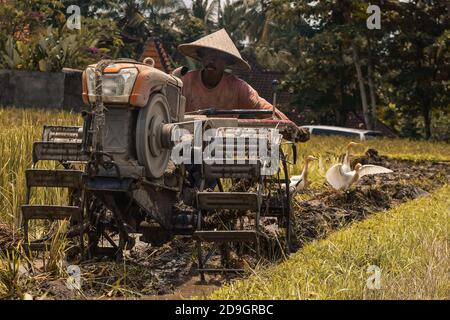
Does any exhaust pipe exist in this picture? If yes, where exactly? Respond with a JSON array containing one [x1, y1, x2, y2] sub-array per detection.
[[172, 66, 189, 78]]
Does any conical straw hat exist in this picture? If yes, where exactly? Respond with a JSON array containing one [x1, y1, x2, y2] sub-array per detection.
[[178, 29, 251, 72]]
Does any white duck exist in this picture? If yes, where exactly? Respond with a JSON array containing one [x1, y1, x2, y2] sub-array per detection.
[[288, 155, 318, 193], [326, 162, 393, 191], [342, 141, 363, 173]]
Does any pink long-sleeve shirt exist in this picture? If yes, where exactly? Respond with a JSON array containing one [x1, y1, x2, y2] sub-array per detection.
[[181, 70, 289, 120]]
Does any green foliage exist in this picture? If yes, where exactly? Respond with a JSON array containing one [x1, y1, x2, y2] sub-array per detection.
[[191, 0, 219, 33], [62, 0, 118, 18], [0, 1, 123, 71], [0, 0, 447, 139], [268, 0, 449, 139], [1, 37, 34, 70], [381, 1, 449, 139], [218, 0, 247, 43]]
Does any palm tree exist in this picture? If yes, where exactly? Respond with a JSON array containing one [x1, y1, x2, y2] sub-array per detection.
[[102, 0, 186, 59], [218, 0, 247, 44], [240, 0, 314, 72], [191, 0, 220, 34], [241, 0, 272, 45], [123, 0, 186, 35]]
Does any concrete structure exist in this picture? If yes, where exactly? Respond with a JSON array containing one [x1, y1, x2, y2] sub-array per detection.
[[0, 69, 83, 110]]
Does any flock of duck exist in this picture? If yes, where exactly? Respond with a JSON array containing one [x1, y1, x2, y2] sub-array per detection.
[[289, 142, 393, 193]]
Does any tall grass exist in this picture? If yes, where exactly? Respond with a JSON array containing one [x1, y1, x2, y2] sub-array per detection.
[[209, 184, 450, 300], [1, 106, 448, 226], [297, 136, 450, 162], [0, 107, 81, 227], [0, 243, 23, 299]]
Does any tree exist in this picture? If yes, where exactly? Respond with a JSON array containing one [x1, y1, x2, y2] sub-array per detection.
[[218, 0, 247, 44], [0, 0, 123, 71], [62, 0, 117, 17], [269, 0, 448, 138], [352, 41, 372, 129], [382, 0, 449, 139], [191, 0, 220, 34], [268, 0, 369, 126]]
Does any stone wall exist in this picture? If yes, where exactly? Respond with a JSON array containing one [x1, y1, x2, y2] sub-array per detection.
[[0, 69, 83, 110]]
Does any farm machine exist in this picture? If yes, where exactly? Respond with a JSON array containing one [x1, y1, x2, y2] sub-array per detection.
[[21, 58, 302, 280]]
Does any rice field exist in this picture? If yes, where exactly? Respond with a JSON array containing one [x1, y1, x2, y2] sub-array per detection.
[[1, 106, 449, 227], [287, 135, 450, 190], [0, 107, 448, 299], [209, 184, 450, 300], [0, 108, 81, 227]]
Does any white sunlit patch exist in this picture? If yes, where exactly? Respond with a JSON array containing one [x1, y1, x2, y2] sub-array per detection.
[[366, 265, 382, 290]]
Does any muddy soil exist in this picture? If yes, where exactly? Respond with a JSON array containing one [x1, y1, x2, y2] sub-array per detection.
[[1, 150, 449, 299], [291, 149, 450, 249]]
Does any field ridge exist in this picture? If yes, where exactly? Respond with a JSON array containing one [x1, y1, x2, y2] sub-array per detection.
[[209, 185, 450, 300]]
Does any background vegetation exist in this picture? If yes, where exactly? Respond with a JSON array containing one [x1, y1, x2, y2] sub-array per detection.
[[0, 0, 448, 140]]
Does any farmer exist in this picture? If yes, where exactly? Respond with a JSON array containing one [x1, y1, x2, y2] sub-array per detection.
[[176, 29, 309, 193], [177, 28, 309, 143]]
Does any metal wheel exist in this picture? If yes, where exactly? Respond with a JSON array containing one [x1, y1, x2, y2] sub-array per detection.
[[136, 93, 171, 179], [85, 193, 135, 261]]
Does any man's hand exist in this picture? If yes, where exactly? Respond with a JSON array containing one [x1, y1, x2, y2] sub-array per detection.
[[296, 126, 310, 142], [281, 126, 310, 142]]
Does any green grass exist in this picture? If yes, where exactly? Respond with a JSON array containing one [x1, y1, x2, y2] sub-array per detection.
[[368, 138, 450, 161], [291, 135, 450, 163], [209, 184, 450, 300]]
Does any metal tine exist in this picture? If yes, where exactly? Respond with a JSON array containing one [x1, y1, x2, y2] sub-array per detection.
[[32, 142, 88, 163], [25, 169, 82, 188], [196, 192, 259, 211], [21, 205, 82, 221]]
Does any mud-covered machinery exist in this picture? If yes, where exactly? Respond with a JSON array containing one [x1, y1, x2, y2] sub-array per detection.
[[21, 58, 300, 276]]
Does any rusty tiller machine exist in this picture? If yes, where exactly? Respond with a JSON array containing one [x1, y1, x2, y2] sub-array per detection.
[[21, 58, 302, 279]]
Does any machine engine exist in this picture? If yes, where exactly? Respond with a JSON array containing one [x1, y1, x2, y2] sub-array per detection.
[[22, 58, 296, 278]]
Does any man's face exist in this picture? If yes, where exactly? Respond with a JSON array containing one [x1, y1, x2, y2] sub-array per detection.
[[199, 49, 229, 75]]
